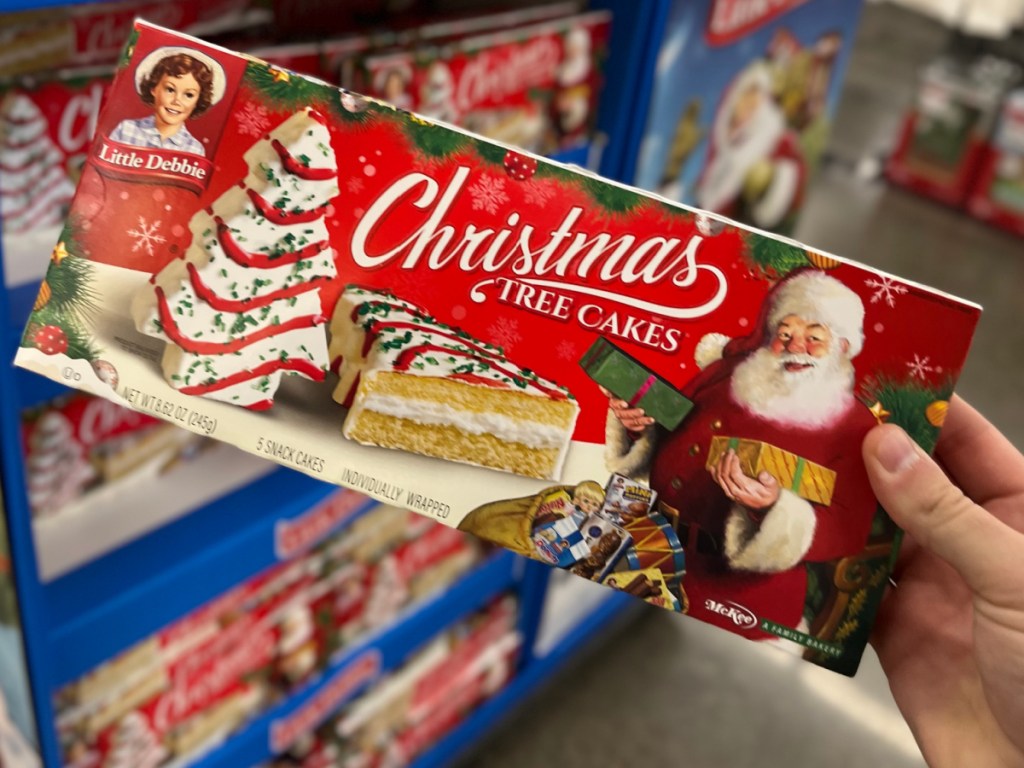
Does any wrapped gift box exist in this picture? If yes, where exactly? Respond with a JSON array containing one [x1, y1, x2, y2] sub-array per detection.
[[707, 436, 836, 506], [580, 337, 693, 430]]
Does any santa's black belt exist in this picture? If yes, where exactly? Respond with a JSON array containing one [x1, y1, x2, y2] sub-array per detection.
[[680, 523, 721, 555]]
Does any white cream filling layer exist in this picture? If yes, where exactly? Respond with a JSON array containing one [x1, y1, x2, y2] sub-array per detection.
[[359, 394, 569, 449]]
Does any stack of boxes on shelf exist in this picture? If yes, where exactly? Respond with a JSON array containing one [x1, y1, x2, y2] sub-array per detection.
[[263, 597, 520, 768], [21, 392, 209, 519], [886, 52, 1024, 236], [55, 502, 482, 768]]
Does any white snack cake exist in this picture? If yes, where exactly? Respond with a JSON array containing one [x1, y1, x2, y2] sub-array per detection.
[[132, 107, 338, 409]]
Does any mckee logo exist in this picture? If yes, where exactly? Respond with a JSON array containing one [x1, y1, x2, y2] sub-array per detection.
[[706, 0, 810, 45], [705, 598, 758, 629]]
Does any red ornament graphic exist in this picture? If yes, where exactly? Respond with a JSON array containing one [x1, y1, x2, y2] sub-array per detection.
[[503, 151, 537, 181], [33, 325, 68, 355]]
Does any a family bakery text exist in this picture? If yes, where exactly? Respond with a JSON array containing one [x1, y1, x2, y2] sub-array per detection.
[[340, 468, 451, 519], [121, 386, 217, 435], [255, 436, 325, 474]]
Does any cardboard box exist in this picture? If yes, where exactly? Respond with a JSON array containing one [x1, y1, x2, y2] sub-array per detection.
[[15, 21, 981, 675]]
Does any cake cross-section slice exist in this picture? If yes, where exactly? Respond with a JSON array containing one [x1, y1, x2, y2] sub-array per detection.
[[333, 287, 579, 480]]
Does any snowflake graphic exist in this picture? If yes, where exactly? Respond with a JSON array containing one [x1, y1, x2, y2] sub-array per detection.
[[127, 217, 166, 256], [865, 276, 908, 308], [487, 316, 522, 348], [555, 339, 577, 361], [468, 174, 509, 215], [907, 354, 934, 380], [236, 100, 271, 138], [523, 180, 555, 207], [347, 176, 365, 194]]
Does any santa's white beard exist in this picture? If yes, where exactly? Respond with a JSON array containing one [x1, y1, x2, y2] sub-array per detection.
[[730, 346, 856, 429]]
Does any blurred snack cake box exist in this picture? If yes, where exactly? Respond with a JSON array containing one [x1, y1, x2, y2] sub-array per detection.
[[15, 21, 981, 676]]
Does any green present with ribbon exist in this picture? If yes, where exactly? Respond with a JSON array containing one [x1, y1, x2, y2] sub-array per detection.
[[706, 436, 837, 506], [579, 337, 693, 430]]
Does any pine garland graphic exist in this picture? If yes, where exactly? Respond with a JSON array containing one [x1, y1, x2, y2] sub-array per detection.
[[577, 175, 643, 214], [45, 251, 97, 317], [861, 375, 953, 452], [243, 61, 333, 111], [118, 27, 140, 69], [744, 234, 811, 278], [22, 222, 101, 361], [403, 119, 471, 159]]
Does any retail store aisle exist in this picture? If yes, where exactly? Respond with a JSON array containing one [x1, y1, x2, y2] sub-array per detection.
[[464, 4, 1022, 767]]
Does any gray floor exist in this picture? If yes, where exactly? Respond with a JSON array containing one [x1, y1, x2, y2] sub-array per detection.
[[463, 5, 1022, 767]]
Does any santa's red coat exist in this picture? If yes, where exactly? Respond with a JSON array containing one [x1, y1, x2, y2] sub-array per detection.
[[649, 354, 877, 640]]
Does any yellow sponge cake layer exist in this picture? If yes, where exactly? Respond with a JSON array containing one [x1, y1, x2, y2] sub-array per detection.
[[358, 371, 576, 428], [344, 410, 565, 480]]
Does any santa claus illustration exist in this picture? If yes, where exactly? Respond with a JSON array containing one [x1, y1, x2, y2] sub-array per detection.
[[605, 270, 877, 641], [695, 61, 807, 231]]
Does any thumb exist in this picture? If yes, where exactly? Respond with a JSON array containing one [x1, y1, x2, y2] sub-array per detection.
[[863, 424, 1020, 602]]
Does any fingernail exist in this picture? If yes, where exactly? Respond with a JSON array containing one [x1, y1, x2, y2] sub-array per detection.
[[876, 428, 920, 474]]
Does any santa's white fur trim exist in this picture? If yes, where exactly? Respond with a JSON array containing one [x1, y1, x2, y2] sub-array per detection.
[[694, 332, 731, 370], [768, 272, 865, 358], [723, 489, 815, 573], [751, 158, 799, 229], [604, 411, 655, 482]]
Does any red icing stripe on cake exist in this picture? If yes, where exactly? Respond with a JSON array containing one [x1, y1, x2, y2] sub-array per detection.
[[363, 320, 501, 360], [393, 344, 568, 401], [156, 287, 325, 354], [188, 263, 327, 311], [271, 138, 336, 181], [215, 219, 329, 269], [177, 358, 325, 395], [246, 188, 330, 224]]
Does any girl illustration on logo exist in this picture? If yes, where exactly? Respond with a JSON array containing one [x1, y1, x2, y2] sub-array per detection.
[[109, 46, 226, 156]]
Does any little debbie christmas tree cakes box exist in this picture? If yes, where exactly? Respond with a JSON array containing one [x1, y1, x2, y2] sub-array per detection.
[[15, 21, 982, 675]]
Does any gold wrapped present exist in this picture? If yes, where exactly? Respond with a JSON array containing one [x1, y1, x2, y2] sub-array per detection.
[[706, 436, 836, 506]]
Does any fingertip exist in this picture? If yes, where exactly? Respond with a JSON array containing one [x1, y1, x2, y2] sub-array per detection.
[[863, 424, 921, 476]]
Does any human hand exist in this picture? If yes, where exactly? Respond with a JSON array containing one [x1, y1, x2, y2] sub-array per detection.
[[709, 449, 780, 513], [862, 397, 1024, 768], [600, 386, 654, 435]]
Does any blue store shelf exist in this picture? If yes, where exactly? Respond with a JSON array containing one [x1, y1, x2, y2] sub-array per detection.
[[47, 470, 369, 687], [191, 549, 520, 768]]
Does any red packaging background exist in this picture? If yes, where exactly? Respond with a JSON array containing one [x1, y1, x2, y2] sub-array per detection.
[[70, 25, 980, 448]]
